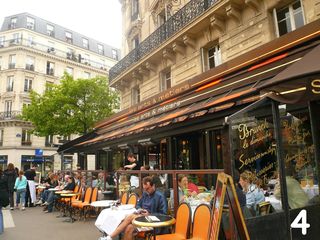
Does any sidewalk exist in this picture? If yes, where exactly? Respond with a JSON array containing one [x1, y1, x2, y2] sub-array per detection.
[[1, 207, 101, 240]]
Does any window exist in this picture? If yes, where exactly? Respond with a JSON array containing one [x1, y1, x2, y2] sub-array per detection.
[[27, 36, 35, 47], [45, 135, 53, 147], [24, 78, 33, 92], [9, 17, 17, 29], [26, 17, 35, 30], [83, 54, 90, 64], [82, 38, 89, 49], [0, 36, 5, 47], [201, 44, 221, 71], [132, 35, 139, 50], [98, 44, 104, 55], [7, 76, 14, 92], [0, 57, 2, 70], [160, 69, 171, 91], [112, 49, 118, 60], [66, 67, 73, 76], [274, 0, 305, 37], [21, 129, 32, 146], [83, 72, 91, 79], [11, 33, 20, 45], [0, 129, 3, 146], [4, 101, 12, 118], [158, 9, 167, 26], [132, 86, 140, 105], [46, 61, 55, 75], [26, 56, 35, 71], [46, 24, 54, 37], [9, 55, 16, 69], [131, 0, 139, 20], [65, 31, 73, 43]]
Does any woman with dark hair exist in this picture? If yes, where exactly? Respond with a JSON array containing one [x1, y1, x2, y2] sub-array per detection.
[[0, 167, 9, 234], [4, 163, 17, 210]]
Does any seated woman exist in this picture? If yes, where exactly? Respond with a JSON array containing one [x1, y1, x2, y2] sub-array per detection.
[[239, 170, 265, 213], [177, 174, 198, 202]]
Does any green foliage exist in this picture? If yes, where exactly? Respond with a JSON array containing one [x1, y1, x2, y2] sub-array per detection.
[[22, 74, 119, 136]]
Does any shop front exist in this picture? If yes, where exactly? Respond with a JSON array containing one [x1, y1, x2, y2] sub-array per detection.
[[0, 155, 8, 170], [21, 155, 53, 177]]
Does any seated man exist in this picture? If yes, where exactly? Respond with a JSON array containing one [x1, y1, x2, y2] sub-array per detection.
[[106, 176, 168, 240]]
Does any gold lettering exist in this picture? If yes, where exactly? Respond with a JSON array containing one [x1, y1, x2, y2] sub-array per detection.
[[311, 79, 320, 94]]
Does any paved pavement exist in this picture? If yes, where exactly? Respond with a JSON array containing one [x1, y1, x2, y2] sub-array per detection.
[[2, 206, 102, 240]]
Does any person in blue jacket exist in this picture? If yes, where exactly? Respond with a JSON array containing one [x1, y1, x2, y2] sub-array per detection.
[[106, 176, 168, 240]]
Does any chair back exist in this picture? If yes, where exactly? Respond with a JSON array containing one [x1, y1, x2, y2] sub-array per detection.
[[191, 204, 211, 240], [90, 187, 98, 203], [83, 187, 93, 204], [175, 202, 192, 238], [71, 185, 80, 201], [258, 201, 271, 215], [127, 193, 138, 207], [120, 192, 129, 204]]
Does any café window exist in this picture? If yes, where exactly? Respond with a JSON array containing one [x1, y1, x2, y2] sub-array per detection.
[[279, 103, 319, 209], [26, 17, 35, 30], [229, 99, 281, 215], [273, 0, 305, 37], [24, 78, 33, 92], [201, 43, 221, 72], [46, 24, 54, 37]]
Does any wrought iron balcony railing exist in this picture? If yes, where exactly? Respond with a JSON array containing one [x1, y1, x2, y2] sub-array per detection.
[[109, 0, 218, 82], [0, 38, 109, 71], [0, 111, 22, 120]]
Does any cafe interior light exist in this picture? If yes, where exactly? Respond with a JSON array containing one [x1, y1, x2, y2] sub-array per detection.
[[102, 146, 112, 152], [118, 143, 129, 149], [138, 138, 154, 146]]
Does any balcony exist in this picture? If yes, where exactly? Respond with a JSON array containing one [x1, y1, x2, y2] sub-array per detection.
[[0, 111, 21, 120], [0, 38, 109, 71], [109, 0, 218, 82], [21, 141, 32, 146]]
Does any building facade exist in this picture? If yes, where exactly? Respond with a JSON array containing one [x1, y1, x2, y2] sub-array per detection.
[[0, 13, 120, 173]]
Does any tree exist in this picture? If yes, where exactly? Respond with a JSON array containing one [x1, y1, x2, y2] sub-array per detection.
[[22, 74, 119, 136]]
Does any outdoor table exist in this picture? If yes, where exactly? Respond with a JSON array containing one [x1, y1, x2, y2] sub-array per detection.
[[132, 214, 175, 240], [60, 192, 81, 223], [48, 188, 59, 191], [265, 195, 282, 211], [91, 200, 117, 208]]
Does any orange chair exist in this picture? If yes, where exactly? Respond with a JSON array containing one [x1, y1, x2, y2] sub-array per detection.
[[156, 202, 192, 240], [120, 191, 129, 204], [127, 193, 138, 207], [72, 187, 92, 220], [188, 204, 211, 240], [83, 187, 99, 220]]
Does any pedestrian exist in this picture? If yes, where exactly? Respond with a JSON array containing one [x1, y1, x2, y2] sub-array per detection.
[[14, 170, 27, 210], [0, 167, 9, 234], [4, 163, 17, 210], [24, 165, 36, 207]]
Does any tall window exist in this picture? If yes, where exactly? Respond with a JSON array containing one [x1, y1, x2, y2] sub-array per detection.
[[9, 17, 17, 29], [46, 61, 55, 75], [21, 129, 31, 146], [131, 0, 139, 20], [160, 69, 171, 91], [158, 9, 167, 26], [27, 36, 35, 47], [45, 135, 53, 147], [65, 31, 73, 43], [201, 44, 221, 71], [82, 38, 89, 49], [66, 67, 73, 76], [0, 129, 3, 146], [83, 71, 91, 79], [24, 78, 33, 92], [274, 0, 305, 36], [0, 57, 2, 70], [6, 76, 14, 92], [132, 35, 139, 50], [112, 49, 118, 60], [8, 55, 16, 69], [11, 33, 20, 44], [26, 56, 35, 71], [47, 24, 54, 37], [132, 86, 140, 105], [98, 44, 104, 55], [4, 101, 12, 118], [0, 36, 5, 47], [26, 17, 35, 30]]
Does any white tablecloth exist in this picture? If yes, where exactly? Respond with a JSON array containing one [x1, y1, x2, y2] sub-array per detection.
[[28, 180, 37, 203], [91, 200, 116, 208], [95, 205, 136, 235], [265, 195, 282, 211]]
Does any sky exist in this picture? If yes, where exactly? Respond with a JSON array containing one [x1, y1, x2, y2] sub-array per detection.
[[0, 0, 122, 49]]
